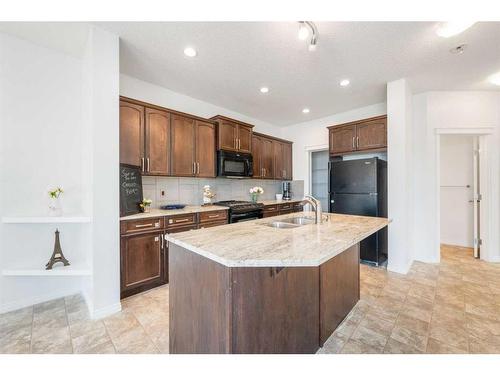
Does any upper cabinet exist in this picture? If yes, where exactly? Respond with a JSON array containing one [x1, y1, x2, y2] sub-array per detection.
[[328, 115, 387, 156], [145, 108, 170, 175], [170, 115, 216, 177], [211, 115, 253, 153], [252, 132, 292, 181], [120, 100, 145, 168]]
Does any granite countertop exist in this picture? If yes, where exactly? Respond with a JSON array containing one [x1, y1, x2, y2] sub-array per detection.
[[120, 205, 229, 221], [166, 212, 390, 267]]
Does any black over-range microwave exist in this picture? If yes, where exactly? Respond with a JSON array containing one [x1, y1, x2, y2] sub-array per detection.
[[217, 150, 253, 178]]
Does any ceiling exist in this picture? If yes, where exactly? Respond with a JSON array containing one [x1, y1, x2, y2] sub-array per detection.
[[2, 22, 499, 126]]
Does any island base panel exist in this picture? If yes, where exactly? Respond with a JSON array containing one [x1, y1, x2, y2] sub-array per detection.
[[319, 243, 360, 345], [169, 243, 232, 354], [231, 266, 320, 353]]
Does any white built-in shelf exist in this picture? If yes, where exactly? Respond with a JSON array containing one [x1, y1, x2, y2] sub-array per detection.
[[1, 215, 92, 224], [2, 263, 92, 277]]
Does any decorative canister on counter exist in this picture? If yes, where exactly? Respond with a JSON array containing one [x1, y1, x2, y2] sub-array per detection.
[[202, 185, 216, 205]]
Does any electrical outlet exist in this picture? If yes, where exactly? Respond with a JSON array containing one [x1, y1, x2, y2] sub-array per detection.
[[161, 190, 165, 196]]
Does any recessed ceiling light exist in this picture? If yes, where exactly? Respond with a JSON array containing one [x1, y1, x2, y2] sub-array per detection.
[[183, 47, 197, 57], [302, 108, 310, 114], [298, 22, 309, 40], [436, 21, 476, 38], [488, 72, 500, 86], [260, 87, 269, 94], [340, 79, 350, 87]]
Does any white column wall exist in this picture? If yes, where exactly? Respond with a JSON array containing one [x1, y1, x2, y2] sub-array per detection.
[[387, 79, 414, 273]]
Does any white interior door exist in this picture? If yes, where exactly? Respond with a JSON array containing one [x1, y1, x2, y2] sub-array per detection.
[[473, 137, 481, 258]]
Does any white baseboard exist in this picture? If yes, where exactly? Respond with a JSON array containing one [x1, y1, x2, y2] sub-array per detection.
[[91, 302, 122, 320], [0, 287, 78, 314]]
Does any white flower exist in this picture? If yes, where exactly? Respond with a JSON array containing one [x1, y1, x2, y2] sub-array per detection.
[[249, 186, 264, 195]]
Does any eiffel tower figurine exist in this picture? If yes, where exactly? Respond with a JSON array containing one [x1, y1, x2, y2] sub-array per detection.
[[46, 229, 70, 270]]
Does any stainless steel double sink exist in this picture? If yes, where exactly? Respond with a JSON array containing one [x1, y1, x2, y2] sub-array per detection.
[[265, 216, 315, 229]]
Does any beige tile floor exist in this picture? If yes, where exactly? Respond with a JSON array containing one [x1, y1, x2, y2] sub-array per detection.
[[1, 245, 500, 354]]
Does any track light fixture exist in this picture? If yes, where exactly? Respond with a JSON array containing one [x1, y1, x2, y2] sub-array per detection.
[[298, 21, 319, 51]]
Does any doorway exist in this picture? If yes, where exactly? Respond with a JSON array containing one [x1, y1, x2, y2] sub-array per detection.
[[438, 134, 483, 258], [310, 150, 329, 210]]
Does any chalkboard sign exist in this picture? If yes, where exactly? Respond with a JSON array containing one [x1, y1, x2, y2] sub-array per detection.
[[120, 164, 143, 217]]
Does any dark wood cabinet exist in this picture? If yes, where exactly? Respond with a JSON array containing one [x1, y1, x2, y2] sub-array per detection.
[[195, 121, 216, 177], [319, 244, 360, 345], [328, 115, 387, 156], [171, 114, 196, 176], [283, 142, 292, 180], [356, 117, 387, 150], [329, 124, 357, 155], [237, 124, 252, 153], [120, 100, 144, 167], [120, 229, 167, 298], [252, 135, 263, 178], [252, 134, 276, 179], [145, 108, 170, 175], [211, 115, 254, 153]]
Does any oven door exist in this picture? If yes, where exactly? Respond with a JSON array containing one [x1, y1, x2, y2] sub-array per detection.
[[218, 151, 253, 178], [230, 210, 263, 223]]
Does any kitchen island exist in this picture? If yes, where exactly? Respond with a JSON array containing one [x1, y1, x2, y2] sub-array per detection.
[[166, 212, 389, 354]]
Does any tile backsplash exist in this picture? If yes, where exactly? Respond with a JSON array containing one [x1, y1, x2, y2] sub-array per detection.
[[142, 177, 304, 207]]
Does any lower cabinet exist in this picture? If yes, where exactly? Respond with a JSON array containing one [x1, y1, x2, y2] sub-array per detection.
[[120, 210, 229, 298], [263, 202, 303, 218], [120, 229, 167, 299]]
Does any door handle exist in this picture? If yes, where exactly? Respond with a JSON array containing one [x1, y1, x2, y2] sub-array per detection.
[[141, 157, 145, 172], [147, 157, 150, 172], [196, 162, 199, 174], [352, 137, 355, 149], [356, 136, 359, 148]]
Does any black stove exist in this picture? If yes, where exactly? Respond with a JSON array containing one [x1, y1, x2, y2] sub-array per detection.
[[214, 200, 264, 223]]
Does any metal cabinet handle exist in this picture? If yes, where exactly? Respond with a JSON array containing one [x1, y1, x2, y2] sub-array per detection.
[[352, 137, 355, 149], [356, 136, 359, 148], [174, 218, 190, 223], [147, 157, 150, 172], [197, 162, 200, 174], [141, 157, 145, 172], [208, 214, 220, 218], [135, 223, 154, 228]]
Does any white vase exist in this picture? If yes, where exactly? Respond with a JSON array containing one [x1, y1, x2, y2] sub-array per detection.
[[48, 198, 63, 217]]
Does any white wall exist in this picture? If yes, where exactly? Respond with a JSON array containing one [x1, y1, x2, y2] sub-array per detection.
[[387, 79, 414, 273], [0, 32, 88, 311], [285, 102, 387, 196], [439, 135, 475, 248], [84, 26, 121, 319], [412, 91, 500, 263], [120, 74, 284, 139], [0, 26, 121, 317]]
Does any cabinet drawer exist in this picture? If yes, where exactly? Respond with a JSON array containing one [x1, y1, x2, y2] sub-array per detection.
[[279, 203, 293, 211], [121, 217, 164, 234], [263, 204, 279, 213], [279, 209, 294, 215], [263, 211, 279, 218], [166, 214, 197, 227], [167, 224, 198, 234], [293, 202, 304, 212], [198, 219, 228, 229], [199, 210, 228, 223]]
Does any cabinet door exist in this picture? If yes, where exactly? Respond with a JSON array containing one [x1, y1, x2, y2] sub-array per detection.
[[329, 125, 356, 155], [356, 117, 387, 151], [218, 120, 238, 151], [145, 108, 170, 175], [120, 230, 166, 297], [237, 125, 252, 153], [171, 114, 195, 176], [283, 142, 292, 180], [120, 101, 144, 167], [273, 141, 285, 179], [252, 135, 263, 178], [261, 137, 274, 179], [195, 120, 216, 177]]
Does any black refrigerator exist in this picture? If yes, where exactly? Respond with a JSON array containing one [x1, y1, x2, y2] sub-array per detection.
[[328, 157, 388, 266]]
